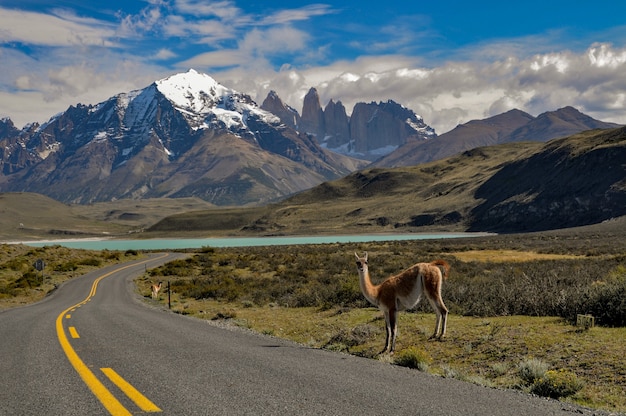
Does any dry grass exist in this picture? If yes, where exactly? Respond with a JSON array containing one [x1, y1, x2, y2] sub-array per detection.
[[449, 250, 583, 263], [0, 244, 141, 309]]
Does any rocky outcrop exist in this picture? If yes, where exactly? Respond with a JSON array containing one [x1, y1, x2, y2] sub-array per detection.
[[321, 99, 350, 149], [273, 89, 436, 161], [300, 88, 325, 138], [346, 100, 435, 159], [260, 90, 300, 130]]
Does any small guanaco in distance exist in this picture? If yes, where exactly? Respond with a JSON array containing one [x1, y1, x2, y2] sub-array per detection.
[[151, 282, 162, 300], [355, 252, 450, 354]]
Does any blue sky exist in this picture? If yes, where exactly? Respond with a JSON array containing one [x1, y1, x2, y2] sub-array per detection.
[[2, 0, 626, 133]]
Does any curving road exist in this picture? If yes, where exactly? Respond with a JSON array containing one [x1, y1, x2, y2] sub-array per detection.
[[0, 253, 607, 415]]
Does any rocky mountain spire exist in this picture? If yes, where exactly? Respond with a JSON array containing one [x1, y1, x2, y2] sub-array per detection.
[[300, 88, 325, 138], [322, 99, 350, 149], [260, 90, 301, 130]]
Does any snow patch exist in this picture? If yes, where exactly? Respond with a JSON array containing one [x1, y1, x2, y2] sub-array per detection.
[[37, 142, 60, 159], [154, 69, 279, 133], [93, 131, 108, 142]]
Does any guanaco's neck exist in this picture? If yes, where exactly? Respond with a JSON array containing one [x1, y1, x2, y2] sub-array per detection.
[[358, 266, 379, 306]]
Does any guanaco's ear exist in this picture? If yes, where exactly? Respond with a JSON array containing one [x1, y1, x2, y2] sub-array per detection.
[[354, 252, 360, 260], [364, 252, 368, 261]]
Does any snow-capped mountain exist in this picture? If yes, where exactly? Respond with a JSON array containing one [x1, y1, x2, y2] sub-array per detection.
[[155, 69, 280, 133], [0, 69, 366, 205]]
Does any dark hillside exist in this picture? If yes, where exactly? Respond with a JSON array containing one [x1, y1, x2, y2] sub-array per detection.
[[470, 127, 626, 232]]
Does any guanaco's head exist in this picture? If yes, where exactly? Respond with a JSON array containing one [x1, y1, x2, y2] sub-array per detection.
[[354, 252, 368, 272]]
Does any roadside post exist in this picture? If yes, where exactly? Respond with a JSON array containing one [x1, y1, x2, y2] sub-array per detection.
[[33, 259, 45, 283]]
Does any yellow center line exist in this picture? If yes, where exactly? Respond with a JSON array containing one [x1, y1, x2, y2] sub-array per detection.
[[102, 368, 162, 412], [55, 254, 169, 415]]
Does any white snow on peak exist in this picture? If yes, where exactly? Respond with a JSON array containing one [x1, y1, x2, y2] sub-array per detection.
[[154, 69, 279, 132], [155, 68, 232, 114]]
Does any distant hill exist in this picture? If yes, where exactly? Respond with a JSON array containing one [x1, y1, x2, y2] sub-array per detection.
[[373, 106, 621, 167], [149, 126, 626, 234], [0, 193, 214, 241], [0, 193, 119, 241]]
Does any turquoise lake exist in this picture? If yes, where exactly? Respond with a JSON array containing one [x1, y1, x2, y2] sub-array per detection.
[[25, 233, 490, 250]]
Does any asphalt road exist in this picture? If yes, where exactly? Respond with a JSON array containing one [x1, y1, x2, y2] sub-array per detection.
[[0, 253, 609, 415]]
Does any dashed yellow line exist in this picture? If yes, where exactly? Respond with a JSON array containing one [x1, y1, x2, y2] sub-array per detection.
[[56, 303, 132, 416], [69, 326, 80, 339], [56, 255, 169, 415]]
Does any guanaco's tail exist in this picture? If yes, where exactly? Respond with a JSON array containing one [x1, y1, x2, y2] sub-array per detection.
[[430, 259, 450, 280]]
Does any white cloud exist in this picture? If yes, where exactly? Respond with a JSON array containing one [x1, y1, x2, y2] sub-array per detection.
[[2, 3, 626, 137], [174, 0, 243, 20], [0, 7, 117, 47], [259, 4, 334, 25], [218, 43, 626, 134], [154, 48, 177, 60]]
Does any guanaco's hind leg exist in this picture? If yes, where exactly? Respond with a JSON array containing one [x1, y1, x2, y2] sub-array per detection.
[[423, 268, 449, 340], [426, 294, 448, 339]]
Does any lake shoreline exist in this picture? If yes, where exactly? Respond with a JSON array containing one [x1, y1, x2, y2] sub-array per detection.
[[11, 232, 494, 250]]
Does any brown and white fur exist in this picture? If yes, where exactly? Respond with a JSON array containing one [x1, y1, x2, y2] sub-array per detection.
[[151, 282, 162, 299], [355, 252, 450, 354]]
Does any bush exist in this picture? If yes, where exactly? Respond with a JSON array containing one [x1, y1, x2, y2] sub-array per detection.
[[54, 262, 78, 272], [394, 346, 431, 371], [572, 277, 626, 326], [518, 358, 550, 385], [78, 257, 102, 267], [324, 324, 379, 351], [530, 369, 584, 399]]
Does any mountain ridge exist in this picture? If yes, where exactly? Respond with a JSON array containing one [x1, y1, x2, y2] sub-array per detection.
[[0, 69, 622, 208], [0, 69, 366, 205], [373, 106, 620, 167]]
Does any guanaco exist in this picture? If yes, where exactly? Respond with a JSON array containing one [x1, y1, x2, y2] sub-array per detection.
[[355, 252, 450, 353]]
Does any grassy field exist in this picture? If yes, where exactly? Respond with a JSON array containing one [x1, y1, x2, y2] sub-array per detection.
[[136, 232, 626, 414], [0, 193, 215, 241]]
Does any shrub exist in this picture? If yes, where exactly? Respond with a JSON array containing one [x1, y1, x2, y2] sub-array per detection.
[[394, 346, 431, 371], [518, 358, 550, 385], [78, 257, 102, 267], [54, 262, 78, 272], [144, 243, 626, 327], [211, 309, 237, 320], [572, 277, 626, 326], [324, 324, 379, 351], [530, 369, 584, 399]]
